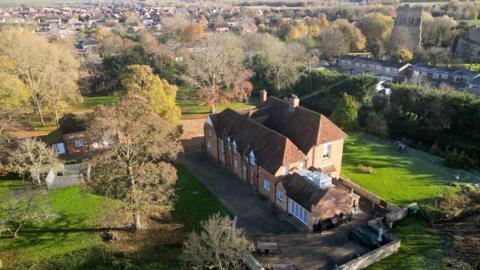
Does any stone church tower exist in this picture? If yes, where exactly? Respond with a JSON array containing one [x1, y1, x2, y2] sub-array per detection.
[[390, 6, 423, 53]]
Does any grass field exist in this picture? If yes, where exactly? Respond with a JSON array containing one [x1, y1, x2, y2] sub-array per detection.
[[342, 132, 480, 270], [342, 132, 478, 205], [70, 95, 256, 118], [0, 165, 229, 269]]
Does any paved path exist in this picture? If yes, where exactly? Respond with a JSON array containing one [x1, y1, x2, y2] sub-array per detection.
[[178, 151, 297, 234]]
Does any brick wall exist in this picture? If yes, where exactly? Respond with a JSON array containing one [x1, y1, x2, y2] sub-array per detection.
[[307, 139, 344, 178]]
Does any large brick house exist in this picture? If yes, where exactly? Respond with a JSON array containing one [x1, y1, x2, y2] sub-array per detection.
[[204, 92, 353, 231]]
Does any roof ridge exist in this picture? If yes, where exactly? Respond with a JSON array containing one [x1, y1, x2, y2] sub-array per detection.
[[223, 108, 304, 156]]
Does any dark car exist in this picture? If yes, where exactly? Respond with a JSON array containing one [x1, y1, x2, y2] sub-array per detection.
[[349, 225, 390, 249]]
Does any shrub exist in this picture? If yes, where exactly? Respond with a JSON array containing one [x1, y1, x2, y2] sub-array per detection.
[[444, 148, 477, 170], [365, 112, 389, 138], [357, 164, 374, 174], [424, 189, 470, 222]]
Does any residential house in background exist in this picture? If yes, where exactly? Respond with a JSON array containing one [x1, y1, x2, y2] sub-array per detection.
[[204, 92, 353, 230], [467, 75, 480, 97], [412, 64, 479, 91], [336, 56, 412, 82]]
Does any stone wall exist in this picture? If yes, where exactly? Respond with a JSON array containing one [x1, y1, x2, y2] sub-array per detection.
[[337, 239, 401, 270]]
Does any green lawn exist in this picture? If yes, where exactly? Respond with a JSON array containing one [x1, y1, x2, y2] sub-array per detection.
[[70, 95, 256, 119], [0, 181, 115, 266], [0, 165, 229, 269], [342, 132, 479, 205], [173, 165, 231, 231], [342, 132, 480, 269], [177, 98, 257, 118]]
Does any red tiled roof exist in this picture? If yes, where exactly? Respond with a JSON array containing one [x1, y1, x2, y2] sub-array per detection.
[[250, 97, 347, 154], [211, 108, 304, 174]]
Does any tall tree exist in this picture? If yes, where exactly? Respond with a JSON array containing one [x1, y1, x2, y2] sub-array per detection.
[[358, 13, 394, 53], [0, 28, 51, 126], [184, 33, 252, 110], [44, 44, 82, 127], [0, 28, 81, 127], [182, 214, 254, 270], [318, 28, 348, 59], [330, 93, 359, 131], [0, 67, 29, 138], [332, 19, 366, 52], [85, 94, 182, 231], [250, 33, 306, 95], [121, 65, 181, 125]]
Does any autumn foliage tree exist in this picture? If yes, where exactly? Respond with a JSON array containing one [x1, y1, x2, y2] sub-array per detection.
[[85, 94, 182, 231], [121, 65, 181, 125], [0, 28, 81, 127]]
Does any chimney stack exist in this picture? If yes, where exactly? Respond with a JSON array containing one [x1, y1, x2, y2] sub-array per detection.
[[288, 94, 300, 108], [260, 89, 268, 103]]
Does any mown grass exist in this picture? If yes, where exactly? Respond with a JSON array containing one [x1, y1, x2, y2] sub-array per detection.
[[342, 132, 479, 205], [177, 98, 258, 118], [341, 132, 480, 269], [0, 184, 115, 265], [173, 165, 231, 231], [0, 165, 229, 269], [367, 217, 446, 270]]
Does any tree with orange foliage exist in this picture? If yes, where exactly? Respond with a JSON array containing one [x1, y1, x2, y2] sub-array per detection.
[[184, 23, 206, 42]]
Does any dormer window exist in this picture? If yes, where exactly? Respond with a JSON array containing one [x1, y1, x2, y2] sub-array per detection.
[[249, 150, 256, 166]]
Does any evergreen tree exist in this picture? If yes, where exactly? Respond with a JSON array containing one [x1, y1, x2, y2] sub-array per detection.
[[330, 93, 358, 131]]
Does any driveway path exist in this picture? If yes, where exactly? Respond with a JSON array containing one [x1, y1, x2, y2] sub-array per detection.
[[178, 151, 297, 234]]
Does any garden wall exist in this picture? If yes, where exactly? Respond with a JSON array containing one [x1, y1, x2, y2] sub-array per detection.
[[337, 239, 401, 270], [335, 177, 399, 211]]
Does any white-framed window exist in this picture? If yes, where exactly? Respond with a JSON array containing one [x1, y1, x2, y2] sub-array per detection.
[[323, 143, 332, 159], [263, 179, 270, 191], [277, 191, 285, 202], [74, 139, 85, 148], [233, 159, 238, 168], [282, 165, 289, 176], [207, 141, 211, 150], [227, 137, 231, 150], [288, 199, 309, 225], [208, 129, 212, 137], [242, 166, 247, 178], [52, 143, 66, 154], [249, 150, 256, 166]]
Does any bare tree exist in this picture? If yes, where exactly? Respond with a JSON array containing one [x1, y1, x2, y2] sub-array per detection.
[[85, 94, 182, 231], [8, 138, 61, 185], [250, 33, 307, 95], [184, 33, 253, 112], [0, 187, 54, 239], [182, 214, 254, 270], [318, 28, 348, 59]]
